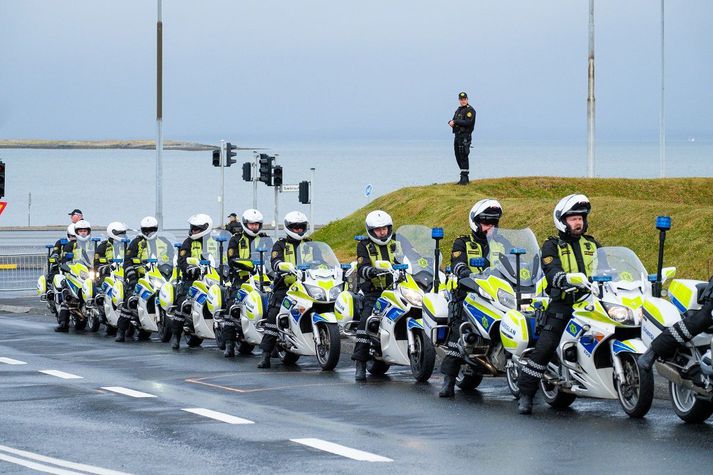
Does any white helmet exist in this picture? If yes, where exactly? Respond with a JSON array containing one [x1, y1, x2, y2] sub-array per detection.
[[74, 220, 92, 242], [365, 210, 393, 246], [554, 194, 591, 234], [106, 222, 128, 241], [140, 216, 159, 240], [188, 214, 213, 240], [284, 211, 309, 241], [469, 199, 503, 234], [66, 224, 76, 240], [241, 209, 264, 237]]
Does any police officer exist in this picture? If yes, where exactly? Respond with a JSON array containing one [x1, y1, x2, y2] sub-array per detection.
[[47, 224, 77, 319], [439, 199, 502, 397], [94, 222, 128, 276], [169, 214, 213, 350], [55, 220, 93, 332], [639, 278, 713, 371], [517, 194, 600, 414], [222, 209, 268, 357], [257, 211, 310, 368], [352, 210, 401, 381], [448, 92, 476, 185], [225, 212, 241, 235], [115, 216, 160, 342]]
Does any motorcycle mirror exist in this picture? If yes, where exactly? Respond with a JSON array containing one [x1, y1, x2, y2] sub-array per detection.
[[470, 257, 487, 268], [509, 248, 527, 256], [393, 264, 408, 271], [592, 275, 613, 283], [431, 227, 444, 239]]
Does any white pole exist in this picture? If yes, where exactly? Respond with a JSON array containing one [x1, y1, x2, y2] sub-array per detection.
[[220, 140, 225, 223], [660, 0, 666, 178], [274, 155, 279, 239], [252, 153, 258, 209], [155, 0, 164, 229], [587, 0, 596, 178], [309, 167, 315, 235], [27, 192, 31, 226]]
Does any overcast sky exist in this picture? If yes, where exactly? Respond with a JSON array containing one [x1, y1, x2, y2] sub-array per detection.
[[1, 0, 711, 143]]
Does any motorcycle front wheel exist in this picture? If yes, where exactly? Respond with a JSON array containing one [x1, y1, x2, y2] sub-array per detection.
[[669, 380, 713, 423], [214, 325, 226, 350], [616, 352, 653, 418], [315, 323, 341, 371], [157, 310, 172, 343], [409, 330, 435, 382], [505, 360, 520, 398], [367, 359, 390, 376], [88, 311, 101, 332]]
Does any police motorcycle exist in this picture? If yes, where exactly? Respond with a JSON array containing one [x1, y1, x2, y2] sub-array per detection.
[[259, 240, 343, 371], [128, 232, 178, 341], [158, 230, 227, 348], [217, 237, 274, 356], [501, 246, 659, 418], [102, 236, 135, 336], [38, 241, 66, 317], [54, 237, 98, 331], [425, 228, 546, 392], [338, 225, 441, 382]]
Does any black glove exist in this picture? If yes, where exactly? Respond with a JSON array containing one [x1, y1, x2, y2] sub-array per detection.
[[365, 267, 381, 279], [186, 265, 201, 280], [457, 266, 471, 279], [125, 267, 138, 284]]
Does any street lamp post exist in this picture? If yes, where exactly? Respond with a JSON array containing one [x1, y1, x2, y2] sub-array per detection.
[[660, 0, 666, 178], [587, 0, 596, 178], [155, 0, 164, 229]]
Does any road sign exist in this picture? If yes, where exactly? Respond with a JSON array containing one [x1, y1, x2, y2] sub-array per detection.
[[0, 202, 6, 216], [280, 184, 299, 193], [364, 184, 373, 198]]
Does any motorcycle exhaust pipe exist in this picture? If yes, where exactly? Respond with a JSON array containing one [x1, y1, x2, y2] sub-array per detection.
[[655, 361, 712, 398], [472, 355, 498, 376]]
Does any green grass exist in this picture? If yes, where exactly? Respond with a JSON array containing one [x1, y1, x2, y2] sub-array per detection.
[[313, 177, 713, 280]]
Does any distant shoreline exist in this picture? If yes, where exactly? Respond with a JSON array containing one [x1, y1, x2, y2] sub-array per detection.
[[0, 139, 231, 151]]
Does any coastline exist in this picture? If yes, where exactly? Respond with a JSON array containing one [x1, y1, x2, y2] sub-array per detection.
[[0, 139, 223, 151]]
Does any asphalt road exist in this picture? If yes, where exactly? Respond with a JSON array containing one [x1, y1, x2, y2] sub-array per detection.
[[1, 301, 713, 474]]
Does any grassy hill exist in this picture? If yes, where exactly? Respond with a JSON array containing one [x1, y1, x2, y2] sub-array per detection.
[[313, 177, 713, 280]]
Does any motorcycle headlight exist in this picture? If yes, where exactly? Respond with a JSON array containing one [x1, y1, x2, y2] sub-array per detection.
[[603, 302, 635, 324], [400, 286, 424, 307], [328, 283, 343, 301], [88, 270, 97, 281], [150, 277, 165, 290], [305, 284, 327, 301], [79, 270, 90, 280], [496, 289, 516, 309]]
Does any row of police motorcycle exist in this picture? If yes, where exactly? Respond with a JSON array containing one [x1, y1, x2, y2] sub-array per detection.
[[36, 218, 713, 422]]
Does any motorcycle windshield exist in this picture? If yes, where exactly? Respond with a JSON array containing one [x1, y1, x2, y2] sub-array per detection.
[[394, 225, 435, 290], [203, 229, 232, 267], [592, 247, 648, 284], [146, 232, 177, 265], [487, 228, 542, 287], [295, 241, 340, 271], [111, 231, 138, 261], [250, 235, 275, 270], [72, 239, 95, 267]]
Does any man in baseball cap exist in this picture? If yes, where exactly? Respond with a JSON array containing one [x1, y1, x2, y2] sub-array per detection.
[[448, 91, 476, 185], [68, 209, 83, 224]]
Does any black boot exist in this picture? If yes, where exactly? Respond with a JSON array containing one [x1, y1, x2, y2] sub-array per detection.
[[439, 374, 456, 397], [518, 394, 533, 415], [257, 351, 271, 368], [457, 172, 469, 185], [172, 329, 182, 350], [638, 349, 657, 371], [224, 340, 236, 358], [115, 328, 126, 342], [54, 309, 69, 332], [355, 361, 367, 381]]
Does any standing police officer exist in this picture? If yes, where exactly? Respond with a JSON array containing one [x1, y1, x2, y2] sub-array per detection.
[[448, 92, 476, 185], [352, 210, 401, 381], [439, 199, 502, 397], [517, 194, 600, 414], [257, 211, 311, 368]]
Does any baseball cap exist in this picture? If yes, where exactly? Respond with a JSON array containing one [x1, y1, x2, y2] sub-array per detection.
[[68, 209, 83, 216]]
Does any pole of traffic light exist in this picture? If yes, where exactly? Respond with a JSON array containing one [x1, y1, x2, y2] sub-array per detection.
[[274, 156, 279, 239], [310, 168, 315, 235], [220, 140, 225, 223], [155, 0, 164, 230], [252, 153, 258, 209]]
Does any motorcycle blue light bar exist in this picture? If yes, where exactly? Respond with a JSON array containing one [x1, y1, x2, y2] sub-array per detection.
[[431, 227, 444, 239], [65, 252, 74, 260], [297, 264, 310, 271], [121, 238, 131, 243], [173, 242, 182, 248], [648, 274, 658, 282], [146, 258, 158, 264], [60, 239, 68, 245], [354, 235, 367, 241], [656, 216, 671, 231], [393, 264, 408, 270], [470, 257, 486, 267], [214, 236, 229, 243], [252, 260, 261, 266], [592, 275, 613, 283], [509, 248, 527, 255], [91, 237, 101, 242], [199, 259, 210, 266], [45, 244, 54, 249], [256, 247, 268, 253], [341, 263, 352, 270], [110, 258, 122, 263]]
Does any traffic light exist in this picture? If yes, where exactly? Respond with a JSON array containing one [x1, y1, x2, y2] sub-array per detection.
[[225, 142, 237, 167], [258, 154, 274, 186], [272, 165, 283, 187], [298, 180, 310, 204], [242, 162, 252, 181], [0, 161, 5, 199], [212, 149, 221, 167]]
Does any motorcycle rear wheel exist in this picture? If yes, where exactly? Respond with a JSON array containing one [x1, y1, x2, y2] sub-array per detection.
[[540, 378, 576, 409], [88, 312, 101, 333], [456, 366, 483, 392], [616, 352, 653, 418], [237, 341, 255, 355], [315, 323, 341, 371], [157, 311, 172, 343], [409, 331, 435, 382], [367, 359, 390, 376], [214, 325, 226, 350], [505, 361, 520, 398], [279, 349, 300, 365], [74, 318, 87, 331], [137, 329, 152, 341], [186, 335, 203, 348], [669, 381, 713, 423]]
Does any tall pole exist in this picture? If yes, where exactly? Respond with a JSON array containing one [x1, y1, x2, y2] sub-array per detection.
[[309, 167, 315, 235], [659, 0, 666, 178], [252, 154, 258, 209], [587, 0, 596, 178], [155, 0, 164, 229], [220, 140, 225, 223]]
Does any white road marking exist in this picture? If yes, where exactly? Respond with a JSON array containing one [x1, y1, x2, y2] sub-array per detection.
[[100, 386, 157, 398], [181, 408, 255, 425], [0, 443, 132, 475], [290, 438, 393, 462], [39, 370, 83, 380], [0, 357, 27, 365]]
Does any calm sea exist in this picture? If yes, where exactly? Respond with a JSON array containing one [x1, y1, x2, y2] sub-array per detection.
[[0, 139, 711, 230]]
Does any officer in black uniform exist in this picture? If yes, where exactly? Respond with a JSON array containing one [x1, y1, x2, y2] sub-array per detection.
[[257, 211, 310, 368], [93, 222, 127, 277], [48, 224, 76, 321], [449, 91, 476, 185], [439, 199, 502, 397], [225, 212, 241, 235], [517, 194, 600, 414], [222, 209, 268, 357], [351, 210, 401, 381], [639, 278, 713, 371]]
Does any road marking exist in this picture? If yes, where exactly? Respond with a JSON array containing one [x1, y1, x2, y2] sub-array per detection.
[[185, 375, 354, 394], [290, 438, 393, 462], [100, 386, 157, 398], [39, 370, 83, 380], [0, 443, 132, 474], [0, 357, 27, 365], [181, 408, 255, 425]]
